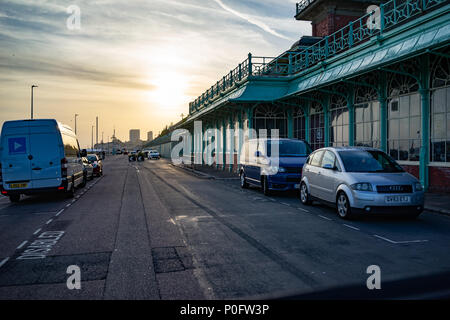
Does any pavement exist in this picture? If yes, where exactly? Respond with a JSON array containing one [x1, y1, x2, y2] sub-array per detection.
[[1, 156, 450, 299]]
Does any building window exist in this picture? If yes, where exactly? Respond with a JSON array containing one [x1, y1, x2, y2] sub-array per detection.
[[293, 108, 306, 140], [430, 53, 450, 163], [253, 104, 287, 138], [388, 93, 421, 161], [329, 95, 349, 147], [354, 86, 380, 148], [310, 102, 324, 150]]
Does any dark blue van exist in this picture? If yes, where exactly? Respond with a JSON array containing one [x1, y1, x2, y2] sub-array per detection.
[[239, 138, 312, 195]]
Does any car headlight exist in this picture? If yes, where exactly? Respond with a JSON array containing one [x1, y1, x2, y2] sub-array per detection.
[[351, 182, 373, 192], [268, 166, 286, 174], [415, 182, 423, 191]]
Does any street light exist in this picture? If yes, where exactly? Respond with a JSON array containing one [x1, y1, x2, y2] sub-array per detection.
[[74, 114, 79, 134], [31, 85, 38, 119], [91, 125, 94, 150]]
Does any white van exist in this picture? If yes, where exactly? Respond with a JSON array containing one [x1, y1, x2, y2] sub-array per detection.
[[0, 119, 87, 202]]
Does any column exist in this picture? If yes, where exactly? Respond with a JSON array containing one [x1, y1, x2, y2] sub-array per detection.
[[379, 73, 388, 152], [287, 108, 294, 139]]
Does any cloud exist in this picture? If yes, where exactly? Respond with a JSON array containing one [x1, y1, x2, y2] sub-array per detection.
[[212, 0, 292, 40]]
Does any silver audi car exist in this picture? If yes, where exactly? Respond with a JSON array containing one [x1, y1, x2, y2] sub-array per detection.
[[299, 147, 424, 219]]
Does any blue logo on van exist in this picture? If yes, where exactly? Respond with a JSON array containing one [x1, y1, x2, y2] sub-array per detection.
[[8, 137, 27, 155]]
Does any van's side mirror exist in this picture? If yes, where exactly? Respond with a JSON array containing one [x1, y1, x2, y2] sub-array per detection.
[[81, 149, 87, 157]]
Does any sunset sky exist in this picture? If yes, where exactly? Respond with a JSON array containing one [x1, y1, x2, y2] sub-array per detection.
[[0, 0, 311, 148]]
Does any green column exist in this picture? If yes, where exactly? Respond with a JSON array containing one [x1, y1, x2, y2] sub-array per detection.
[[229, 116, 234, 172], [238, 109, 243, 169], [304, 104, 310, 143], [379, 73, 388, 152], [216, 120, 220, 170], [246, 107, 253, 139], [419, 88, 430, 191], [287, 108, 294, 138], [222, 119, 226, 171], [347, 92, 355, 146], [323, 98, 330, 147]]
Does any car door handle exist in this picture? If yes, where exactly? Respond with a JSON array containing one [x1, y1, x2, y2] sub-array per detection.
[[32, 167, 42, 170], [28, 155, 33, 160]]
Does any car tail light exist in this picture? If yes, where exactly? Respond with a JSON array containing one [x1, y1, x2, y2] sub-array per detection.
[[61, 158, 68, 177], [1, 191, 7, 195]]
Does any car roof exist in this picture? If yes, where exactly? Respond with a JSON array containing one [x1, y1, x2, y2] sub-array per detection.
[[317, 146, 381, 152]]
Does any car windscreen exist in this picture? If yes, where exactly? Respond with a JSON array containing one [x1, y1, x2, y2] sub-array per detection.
[[87, 155, 97, 162], [265, 140, 312, 157], [338, 150, 404, 173]]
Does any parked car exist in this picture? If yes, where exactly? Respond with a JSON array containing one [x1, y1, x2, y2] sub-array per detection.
[[87, 154, 103, 176], [299, 147, 424, 219], [128, 151, 136, 162], [148, 150, 160, 160], [82, 157, 94, 181], [239, 138, 312, 195], [0, 119, 86, 202]]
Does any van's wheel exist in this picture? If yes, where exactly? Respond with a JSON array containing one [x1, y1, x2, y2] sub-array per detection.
[[66, 178, 75, 198], [240, 171, 249, 189], [336, 192, 353, 220], [9, 194, 20, 203], [80, 173, 87, 187], [262, 176, 271, 196], [300, 182, 312, 205]]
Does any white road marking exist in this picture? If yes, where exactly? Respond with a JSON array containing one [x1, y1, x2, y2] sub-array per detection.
[[66, 204, 71, 208], [373, 234, 428, 244], [297, 207, 309, 212], [0, 257, 10, 269], [318, 215, 332, 221], [33, 228, 41, 235], [0, 215, 9, 218], [16, 241, 28, 249], [280, 202, 291, 206], [343, 224, 360, 231], [46, 219, 53, 225], [55, 209, 64, 217]]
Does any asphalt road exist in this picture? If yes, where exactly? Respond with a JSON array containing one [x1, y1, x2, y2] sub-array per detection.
[[0, 156, 449, 299]]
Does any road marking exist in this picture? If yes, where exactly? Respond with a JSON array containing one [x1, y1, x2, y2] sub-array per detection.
[[33, 228, 41, 235], [280, 202, 291, 207], [55, 209, 64, 217], [373, 234, 428, 244], [318, 215, 332, 221], [46, 218, 53, 225], [16, 241, 28, 249], [343, 224, 360, 231], [66, 204, 71, 208], [297, 207, 309, 212], [0, 215, 9, 218], [0, 257, 10, 269]]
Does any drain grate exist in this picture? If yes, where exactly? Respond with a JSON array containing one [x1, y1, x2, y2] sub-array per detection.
[[151, 246, 194, 274]]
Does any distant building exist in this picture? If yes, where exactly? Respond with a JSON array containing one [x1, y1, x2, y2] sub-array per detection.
[[147, 131, 153, 142], [129, 129, 140, 144]]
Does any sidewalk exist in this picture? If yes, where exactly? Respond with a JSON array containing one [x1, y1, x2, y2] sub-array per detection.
[[173, 162, 449, 215]]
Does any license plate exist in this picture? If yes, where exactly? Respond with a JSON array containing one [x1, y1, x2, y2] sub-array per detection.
[[385, 195, 410, 204], [10, 183, 28, 189]]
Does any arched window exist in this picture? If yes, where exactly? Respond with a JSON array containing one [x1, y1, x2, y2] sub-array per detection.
[[329, 94, 349, 147], [293, 108, 306, 140], [430, 53, 450, 163], [354, 86, 380, 148], [310, 102, 324, 150], [253, 104, 287, 138], [387, 71, 421, 161]]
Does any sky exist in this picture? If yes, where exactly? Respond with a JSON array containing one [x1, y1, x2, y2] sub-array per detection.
[[0, 0, 311, 148]]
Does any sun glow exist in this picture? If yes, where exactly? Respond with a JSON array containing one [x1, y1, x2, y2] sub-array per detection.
[[146, 70, 190, 110]]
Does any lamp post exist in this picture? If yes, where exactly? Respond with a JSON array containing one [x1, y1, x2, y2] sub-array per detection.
[[91, 125, 94, 150], [31, 85, 38, 119], [74, 114, 79, 134]]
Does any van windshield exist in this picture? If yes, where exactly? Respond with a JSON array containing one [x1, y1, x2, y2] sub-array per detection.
[[265, 140, 312, 157], [338, 150, 404, 173]]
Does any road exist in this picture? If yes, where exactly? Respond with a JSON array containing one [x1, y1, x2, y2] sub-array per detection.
[[0, 156, 450, 299]]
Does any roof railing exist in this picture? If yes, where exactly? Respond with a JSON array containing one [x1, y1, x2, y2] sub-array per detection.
[[189, 0, 447, 115], [295, 0, 317, 16]]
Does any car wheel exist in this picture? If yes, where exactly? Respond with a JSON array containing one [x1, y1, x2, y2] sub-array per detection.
[[262, 176, 271, 196], [240, 171, 249, 189], [300, 182, 312, 205], [66, 178, 75, 198], [9, 194, 20, 203], [80, 174, 87, 188], [336, 192, 353, 219]]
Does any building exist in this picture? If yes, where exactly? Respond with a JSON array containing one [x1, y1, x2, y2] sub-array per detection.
[[147, 131, 153, 142], [129, 129, 140, 144], [148, 0, 450, 192]]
